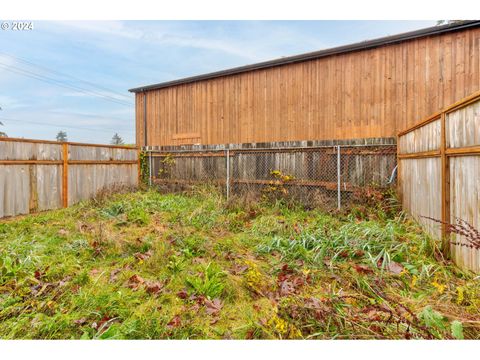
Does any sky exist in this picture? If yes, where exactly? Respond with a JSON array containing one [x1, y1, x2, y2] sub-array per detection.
[[0, 20, 437, 144]]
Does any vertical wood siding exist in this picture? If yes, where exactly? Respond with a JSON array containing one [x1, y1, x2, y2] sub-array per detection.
[[137, 28, 480, 147], [0, 138, 139, 219]]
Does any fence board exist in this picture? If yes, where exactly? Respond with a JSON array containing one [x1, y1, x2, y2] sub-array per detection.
[[398, 157, 442, 239], [447, 98, 480, 148], [398, 118, 441, 154], [449, 156, 480, 271], [68, 164, 138, 205]]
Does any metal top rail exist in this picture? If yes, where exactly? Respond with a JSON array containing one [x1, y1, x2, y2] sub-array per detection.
[[143, 143, 397, 154]]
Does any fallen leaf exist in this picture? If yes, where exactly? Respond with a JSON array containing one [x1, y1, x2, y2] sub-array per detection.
[[128, 274, 145, 290], [134, 250, 153, 261], [354, 264, 374, 275], [89, 268, 100, 277], [386, 261, 404, 275], [205, 298, 223, 316], [74, 318, 87, 325], [167, 315, 181, 329], [278, 280, 296, 296], [109, 269, 121, 283], [177, 289, 189, 299], [293, 223, 301, 234], [230, 264, 248, 275], [58, 276, 72, 287], [145, 281, 164, 295], [34, 270, 42, 280]]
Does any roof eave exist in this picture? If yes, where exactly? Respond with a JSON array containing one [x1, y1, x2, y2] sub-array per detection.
[[129, 20, 480, 93]]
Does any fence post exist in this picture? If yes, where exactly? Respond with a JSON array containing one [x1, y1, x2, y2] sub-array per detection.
[[62, 142, 69, 208], [226, 149, 230, 200], [148, 149, 153, 187], [137, 148, 142, 186], [440, 112, 451, 257], [337, 145, 341, 210]]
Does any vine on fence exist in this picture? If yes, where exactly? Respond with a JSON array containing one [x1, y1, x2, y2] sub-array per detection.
[[139, 151, 149, 185], [157, 153, 176, 177]]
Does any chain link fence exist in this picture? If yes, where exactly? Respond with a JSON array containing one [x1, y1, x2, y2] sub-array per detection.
[[145, 144, 397, 210]]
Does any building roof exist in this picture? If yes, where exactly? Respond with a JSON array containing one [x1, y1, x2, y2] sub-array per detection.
[[129, 20, 480, 93]]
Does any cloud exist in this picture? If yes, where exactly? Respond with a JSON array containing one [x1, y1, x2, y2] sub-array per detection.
[[0, 95, 25, 110], [51, 21, 294, 62]]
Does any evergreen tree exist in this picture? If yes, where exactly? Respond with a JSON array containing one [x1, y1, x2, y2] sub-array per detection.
[[0, 120, 6, 137], [111, 133, 124, 145], [56, 131, 68, 142]]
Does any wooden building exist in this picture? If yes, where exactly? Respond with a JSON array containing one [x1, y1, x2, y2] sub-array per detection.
[[129, 21, 480, 147]]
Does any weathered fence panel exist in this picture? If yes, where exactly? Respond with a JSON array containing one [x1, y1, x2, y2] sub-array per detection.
[[0, 138, 139, 219], [145, 138, 397, 210], [398, 91, 480, 272]]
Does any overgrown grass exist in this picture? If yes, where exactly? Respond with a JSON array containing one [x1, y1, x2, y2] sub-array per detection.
[[0, 186, 479, 339]]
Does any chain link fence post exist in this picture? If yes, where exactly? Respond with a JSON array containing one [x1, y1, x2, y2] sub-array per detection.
[[337, 145, 341, 210], [148, 150, 153, 187], [226, 148, 230, 200]]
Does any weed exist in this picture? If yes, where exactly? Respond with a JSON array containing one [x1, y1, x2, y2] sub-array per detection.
[[0, 188, 479, 339], [185, 262, 226, 299]]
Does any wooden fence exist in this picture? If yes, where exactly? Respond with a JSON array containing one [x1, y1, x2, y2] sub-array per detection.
[[398, 90, 480, 272], [0, 138, 139, 219]]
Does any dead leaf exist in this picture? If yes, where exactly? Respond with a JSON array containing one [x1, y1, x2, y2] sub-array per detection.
[[177, 289, 189, 299], [230, 264, 248, 275], [128, 274, 145, 290], [293, 223, 301, 234], [109, 269, 121, 283], [73, 318, 87, 325], [145, 281, 164, 295], [77, 222, 93, 233], [224, 251, 237, 261], [205, 298, 223, 316], [354, 264, 374, 275], [167, 315, 181, 329], [386, 261, 404, 275], [278, 280, 296, 296], [134, 250, 153, 261], [58, 276, 72, 287], [89, 268, 100, 277], [34, 270, 42, 280]]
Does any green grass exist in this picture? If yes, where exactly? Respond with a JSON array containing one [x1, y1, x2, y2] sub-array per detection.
[[0, 187, 479, 339]]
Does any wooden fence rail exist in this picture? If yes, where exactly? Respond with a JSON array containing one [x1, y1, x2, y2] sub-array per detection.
[[0, 137, 140, 219], [398, 90, 480, 272]]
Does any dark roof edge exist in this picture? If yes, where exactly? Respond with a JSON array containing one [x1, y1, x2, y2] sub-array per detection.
[[129, 20, 480, 93]]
